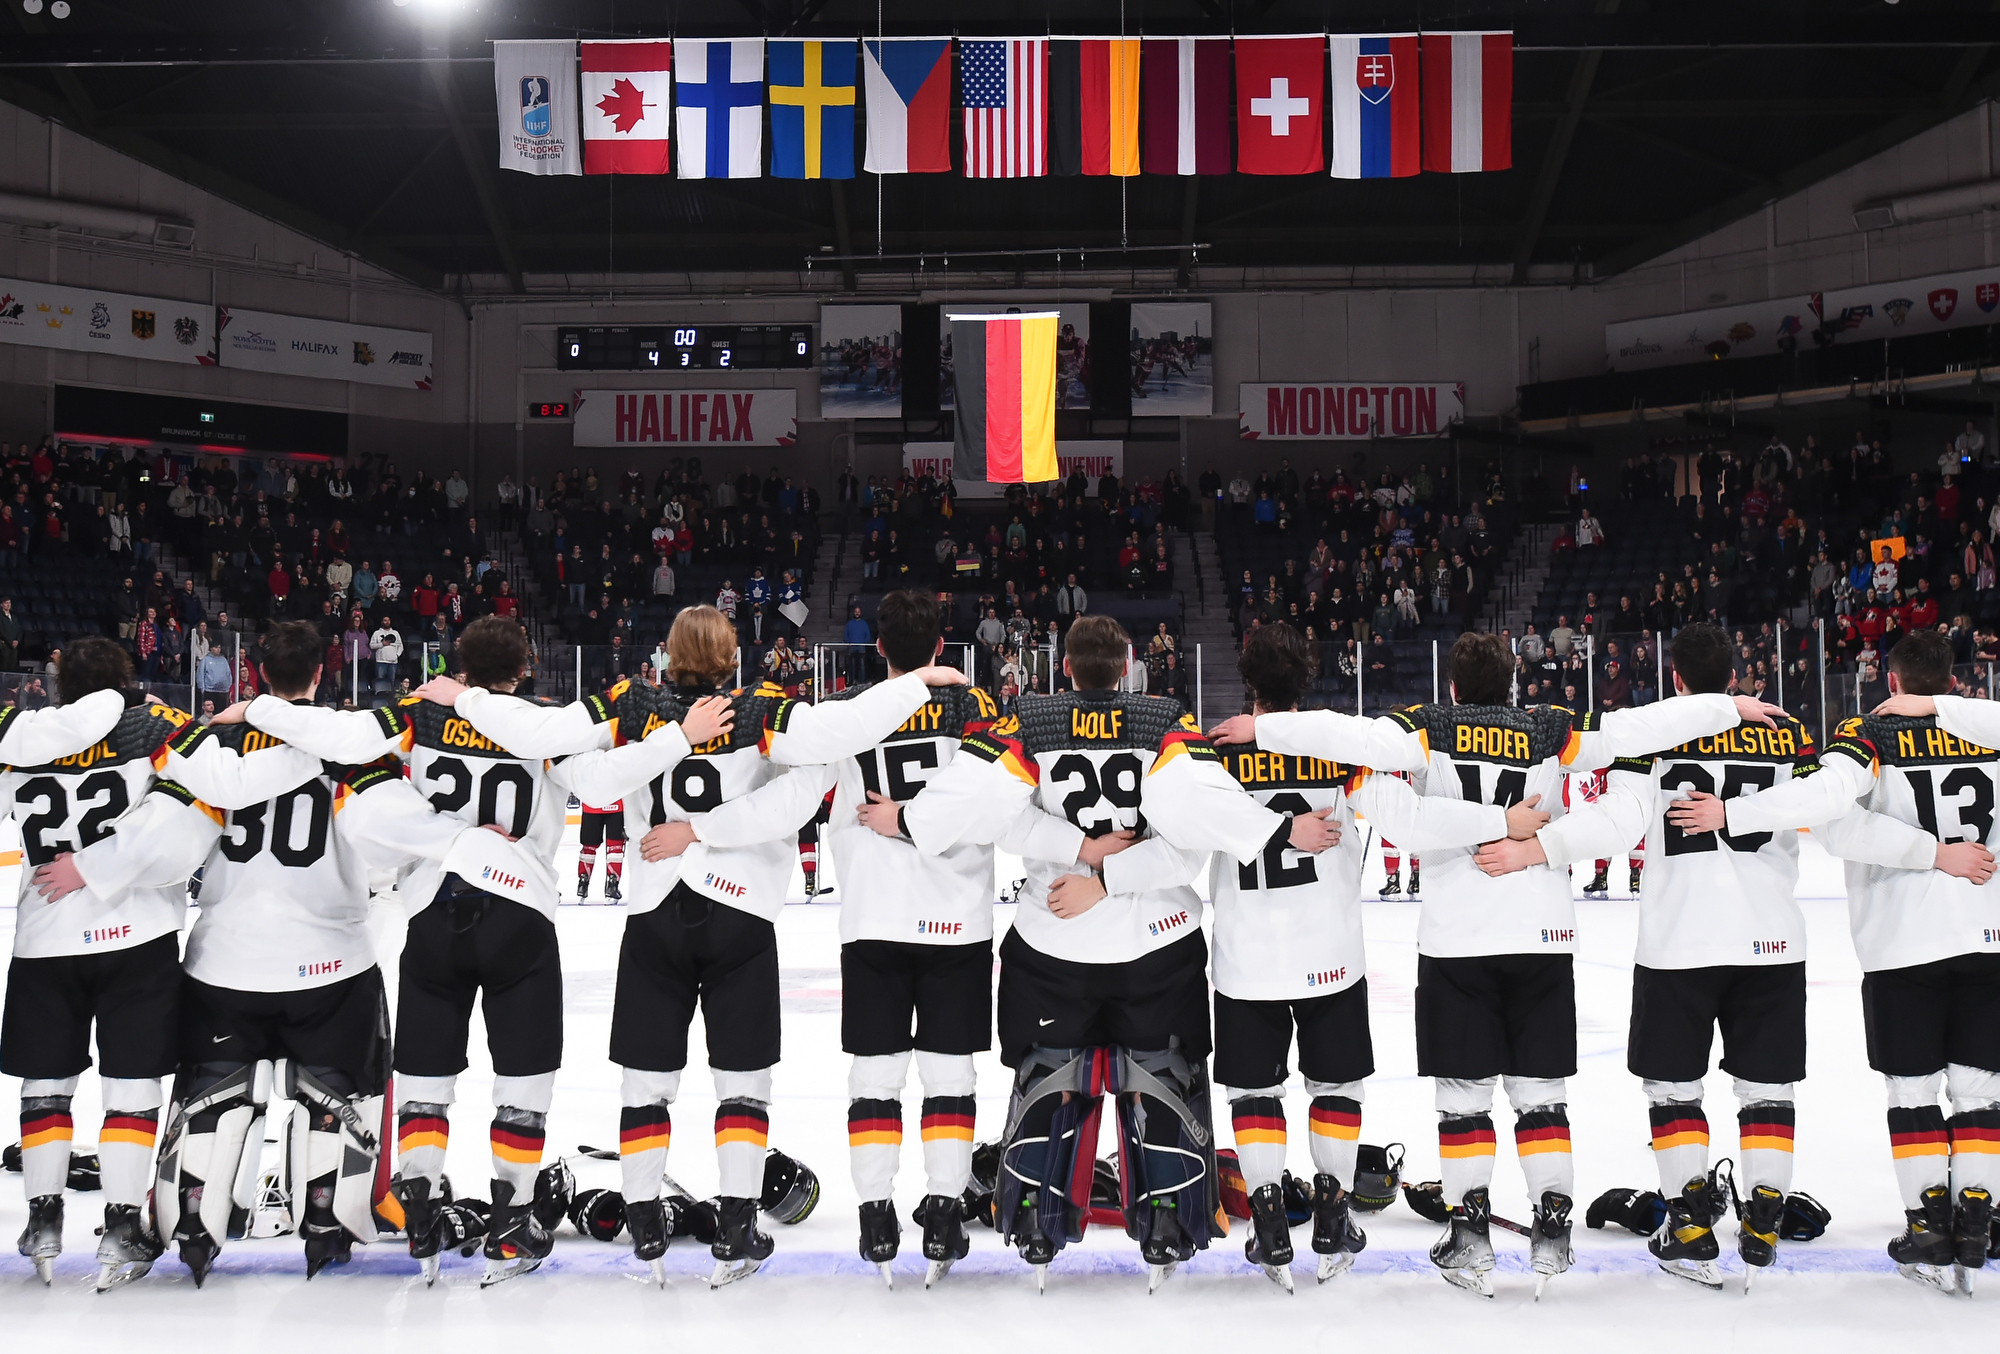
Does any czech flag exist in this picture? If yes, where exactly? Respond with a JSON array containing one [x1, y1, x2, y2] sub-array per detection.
[[1421, 32, 1512, 173], [1329, 33, 1419, 179], [950, 312, 1058, 484], [862, 38, 952, 173]]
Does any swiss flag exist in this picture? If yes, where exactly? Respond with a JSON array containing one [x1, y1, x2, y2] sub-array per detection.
[[1236, 36, 1324, 175]]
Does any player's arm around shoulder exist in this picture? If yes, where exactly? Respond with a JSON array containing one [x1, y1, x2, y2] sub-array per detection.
[[162, 719, 327, 811], [1219, 706, 1425, 772], [42, 780, 223, 903], [1140, 713, 1288, 865], [0, 686, 123, 766], [1349, 764, 1515, 853], [899, 712, 1037, 855], [244, 693, 412, 765]]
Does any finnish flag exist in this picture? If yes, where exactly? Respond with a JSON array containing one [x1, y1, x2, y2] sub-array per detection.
[[675, 38, 765, 178]]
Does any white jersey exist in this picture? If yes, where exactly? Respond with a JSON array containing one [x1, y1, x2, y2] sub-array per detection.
[[1253, 693, 1743, 958], [451, 674, 936, 923], [1538, 717, 1854, 969], [902, 690, 1284, 966], [245, 689, 692, 922], [1207, 743, 1505, 1001], [1726, 698, 2000, 972]]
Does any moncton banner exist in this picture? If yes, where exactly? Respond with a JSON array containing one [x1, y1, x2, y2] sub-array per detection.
[[572, 388, 798, 446], [216, 308, 434, 389], [0, 274, 212, 365], [905, 440, 1120, 499], [1239, 381, 1464, 439]]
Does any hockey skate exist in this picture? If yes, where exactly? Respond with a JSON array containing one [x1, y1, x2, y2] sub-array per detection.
[[1737, 1183, 1784, 1291], [919, 1193, 970, 1288], [1010, 1190, 1058, 1293], [1142, 1202, 1193, 1294], [576, 875, 590, 899], [1310, 1173, 1367, 1282], [395, 1177, 444, 1286], [708, 1196, 773, 1287], [301, 1203, 353, 1280], [1406, 865, 1421, 899], [1430, 1186, 1495, 1297], [602, 873, 622, 902], [1582, 867, 1610, 900], [1651, 1176, 1723, 1289], [1628, 865, 1644, 896], [1377, 869, 1401, 899], [1957, 1186, 1992, 1294], [95, 1202, 163, 1292], [625, 1196, 673, 1287], [858, 1198, 899, 1289], [1890, 1186, 1957, 1293], [1244, 1182, 1295, 1292], [1530, 1192, 1574, 1300], [481, 1181, 552, 1287], [17, 1194, 61, 1286]]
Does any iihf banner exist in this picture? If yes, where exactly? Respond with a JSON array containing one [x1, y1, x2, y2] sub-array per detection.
[[1239, 381, 1463, 439], [494, 39, 582, 175], [572, 388, 798, 446], [0, 273, 213, 366], [216, 307, 434, 389]]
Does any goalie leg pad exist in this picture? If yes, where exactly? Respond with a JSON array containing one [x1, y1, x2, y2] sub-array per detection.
[[288, 1064, 383, 1246], [1113, 1044, 1221, 1256], [157, 1063, 261, 1254], [996, 1047, 1109, 1256]]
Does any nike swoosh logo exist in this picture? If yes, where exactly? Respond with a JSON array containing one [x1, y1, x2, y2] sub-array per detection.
[[211, 1035, 229, 1043], [1038, 1018, 1054, 1026]]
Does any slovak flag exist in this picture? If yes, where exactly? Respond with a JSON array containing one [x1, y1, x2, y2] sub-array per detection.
[[863, 38, 953, 173], [674, 38, 764, 179], [1329, 33, 1419, 178], [580, 40, 672, 174], [1420, 31, 1512, 173], [1235, 35, 1324, 175]]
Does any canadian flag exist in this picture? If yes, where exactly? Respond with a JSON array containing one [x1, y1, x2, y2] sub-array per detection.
[[582, 39, 672, 174], [1235, 35, 1324, 175]]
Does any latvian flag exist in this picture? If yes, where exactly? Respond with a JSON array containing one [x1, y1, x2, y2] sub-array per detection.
[[949, 312, 1059, 484], [581, 40, 672, 174], [1048, 37, 1141, 176], [1330, 34, 1420, 178], [960, 38, 1048, 177], [1141, 36, 1231, 175], [1421, 32, 1512, 172]]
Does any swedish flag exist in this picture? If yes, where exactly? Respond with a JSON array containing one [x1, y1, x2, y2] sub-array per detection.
[[769, 38, 857, 179]]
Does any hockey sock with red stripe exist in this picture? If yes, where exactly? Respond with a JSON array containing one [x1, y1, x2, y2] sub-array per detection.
[[18, 1086, 74, 1200], [1307, 1094, 1361, 1186], [1648, 1102, 1710, 1197], [1888, 1105, 1950, 1209], [715, 1100, 769, 1200], [1515, 1106, 1574, 1200], [578, 842, 597, 888], [619, 1104, 671, 1202], [847, 1099, 902, 1203], [97, 1105, 159, 1209], [1438, 1114, 1496, 1207], [920, 1096, 976, 1198], [397, 1102, 451, 1186], [1738, 1103, 1796, 1196], [489, 1107, 546, 1198], [1229, 1096, 1288, 1191], [1950, 1108, 2000, 1198]]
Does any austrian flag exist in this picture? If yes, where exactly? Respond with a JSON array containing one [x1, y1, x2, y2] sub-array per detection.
[[1420, 31, 1512, 173], [581, 40, 672, 174]]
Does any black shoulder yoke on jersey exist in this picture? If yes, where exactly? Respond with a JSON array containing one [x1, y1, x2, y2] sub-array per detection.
[[825, 679, 999, 744], [1632, 714, 1819, 771], [1827, 713, 1997, 770], [609, 678, 799, 756], [1389, 701, 1576, 768], [7, 696, 191, 775], [376, 692, 574, 761], [170, 717, 403, 788], [960, 690, 1217, 779], [1219, 740, 1354, 792]]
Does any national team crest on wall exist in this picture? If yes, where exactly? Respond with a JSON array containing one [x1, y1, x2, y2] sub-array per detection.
[[131, 310, 154, 340]]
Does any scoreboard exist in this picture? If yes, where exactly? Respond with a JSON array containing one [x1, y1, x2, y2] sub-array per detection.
[[556, 324, 813, 371]]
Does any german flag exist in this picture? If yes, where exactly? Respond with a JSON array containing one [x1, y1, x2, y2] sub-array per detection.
[[1049, 38, 1142, 176], [950, 312, 1059, 484]]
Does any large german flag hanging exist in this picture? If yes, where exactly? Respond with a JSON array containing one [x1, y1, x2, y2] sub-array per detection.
[[950, 311, 1059, 483]]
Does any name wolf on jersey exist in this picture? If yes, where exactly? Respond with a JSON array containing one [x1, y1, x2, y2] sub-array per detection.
[[1149, 909, 1192, 937], [1072, 707, 1126, 740], [1304, 967, 1347, 988], [915, 920, 964, 936], [82, 924, 132, 945]]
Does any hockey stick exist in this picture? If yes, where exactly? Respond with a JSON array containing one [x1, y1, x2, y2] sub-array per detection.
[[1489, 1212, 1532, 1239]]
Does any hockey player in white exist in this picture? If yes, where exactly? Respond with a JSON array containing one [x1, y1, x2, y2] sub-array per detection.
[[1475, 621, 1953, 1290], [1210, 630, 1786, 1296], [897, 615, 1333, 1291], [1205, 625, 1552, 1289], [431, 604, 975, 1286], [1671, 629, 2000, 1294], [233, 616, 729, 1285], [5, 636, 341, 1289]]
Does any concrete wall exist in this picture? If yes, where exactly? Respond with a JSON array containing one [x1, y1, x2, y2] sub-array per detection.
[[2, 93, 1996, 498]]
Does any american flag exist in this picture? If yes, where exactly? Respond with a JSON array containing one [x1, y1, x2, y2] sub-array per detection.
[[960, 38, 1046, 177]]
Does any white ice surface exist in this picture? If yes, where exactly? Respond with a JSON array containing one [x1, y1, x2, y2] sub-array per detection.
[[2, 823, 1993, 1343]]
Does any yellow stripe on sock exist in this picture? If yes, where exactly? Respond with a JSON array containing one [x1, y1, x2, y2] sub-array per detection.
[[716, 1128, 769, 1148], [1439, 1142, 1497, 1159], [490, 1142, 545, 1164], [920, 1124, 975, 1142], [1739, 1134, 1795, 1153], [847, 1130, 903, 1147], [1232, 1128, 1287, 1146], [20, 1127, 73, 1150], [98, 1128, 157, 1147], [619, 1132, 671, 1155], [399, 1130, 449, 1152], [1515, 1139, 1573, 1156], [1651, 1131, 1710, 1150]]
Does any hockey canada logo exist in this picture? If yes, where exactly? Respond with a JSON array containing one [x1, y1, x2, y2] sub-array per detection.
[[916, 920, 963, 936], [1148, 909, 1191, 937], [1751, 939, 1788, 956], [82, 924, 131, 946]]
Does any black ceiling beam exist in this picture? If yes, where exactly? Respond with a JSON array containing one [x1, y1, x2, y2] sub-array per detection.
[[1588, 117, 1764, 187], [1594, 43, 2000, 277], [1518, 98, 1934, 120], [424, 60, 525, 294], [1510, 1, 1616, 285]]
